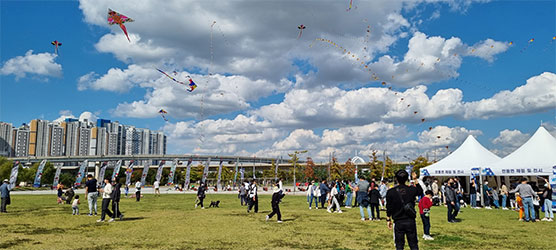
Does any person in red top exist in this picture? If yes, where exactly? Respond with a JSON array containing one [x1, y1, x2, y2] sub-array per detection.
[[419, 190, 434, 240]]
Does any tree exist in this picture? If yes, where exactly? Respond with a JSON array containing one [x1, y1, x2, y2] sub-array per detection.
[[368, 151, 395, 180], [304, 157, 316, 181], [410, 156, 432, 177]]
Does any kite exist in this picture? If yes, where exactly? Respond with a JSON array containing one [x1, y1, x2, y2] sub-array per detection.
[[381, 81, 386, 86], [414, 111, 418, 114], [508, 41, 513, 45], [421, 118, 426, 122], [297, 25, 306, 39], [108, 8, 134, 42], [347, 0, 354, 11], [158, 109, 168, 121], [428, 127, 432, 131], [187, 78, 197, 92], [437, 136, 441, 139], [51, 40, 62, 54]]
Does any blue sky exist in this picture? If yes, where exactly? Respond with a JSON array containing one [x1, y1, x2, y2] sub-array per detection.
[[1, 0, 555, 161]]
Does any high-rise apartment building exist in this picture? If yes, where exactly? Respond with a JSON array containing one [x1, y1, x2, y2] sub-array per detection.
[[13, 125, 30, 157], [29, 119, 50, 156], [78, 126, 91, 156], [49, 123, 64, 156], [0, 122, 13, 157]]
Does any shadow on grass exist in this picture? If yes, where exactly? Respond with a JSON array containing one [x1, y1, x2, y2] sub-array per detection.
[[122, 216, 145, 221], [0, 238, 34, 248]]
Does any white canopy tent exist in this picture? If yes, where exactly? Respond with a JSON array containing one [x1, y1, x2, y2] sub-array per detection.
[[421, 135, 501, 177], [486, 126, 556, 176]]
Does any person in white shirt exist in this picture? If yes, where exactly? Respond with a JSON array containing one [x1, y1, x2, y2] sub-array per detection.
[[247, 179, 258, 213], [98, 178, 114, 222], [135, 181, 142, 202], [154, 180, 160, 197], [327, 182, 343, 214], [72, 195, 80, 215]]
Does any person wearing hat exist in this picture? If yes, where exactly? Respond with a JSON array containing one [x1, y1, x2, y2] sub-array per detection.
[[0, 179, 11, 213]]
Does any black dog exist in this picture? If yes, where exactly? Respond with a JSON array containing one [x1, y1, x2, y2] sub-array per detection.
[[209, 200, 220, 208]]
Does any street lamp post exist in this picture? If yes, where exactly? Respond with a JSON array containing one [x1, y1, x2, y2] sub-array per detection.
[[288, 150, 307, 194]]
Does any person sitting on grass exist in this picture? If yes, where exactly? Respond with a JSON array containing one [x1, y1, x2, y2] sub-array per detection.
[[72, 195, 80, 215], [369, 184, 381, 220], [419, 190, 434, 240], [266, 180, 285, 223]]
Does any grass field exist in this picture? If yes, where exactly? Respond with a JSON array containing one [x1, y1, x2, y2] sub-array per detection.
[[0, 193, 554, 250]]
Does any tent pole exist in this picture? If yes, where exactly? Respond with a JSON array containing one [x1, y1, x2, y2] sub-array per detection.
[[479, 167, 484, 207]]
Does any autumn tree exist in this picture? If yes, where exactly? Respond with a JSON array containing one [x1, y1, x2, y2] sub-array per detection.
[[304, 157, 316, 181]]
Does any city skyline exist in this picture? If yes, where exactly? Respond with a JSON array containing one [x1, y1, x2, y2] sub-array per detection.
[[0, 117, 166, 158]]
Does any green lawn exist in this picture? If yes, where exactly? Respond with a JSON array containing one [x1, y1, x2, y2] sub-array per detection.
[[0, 193, 553, 249]]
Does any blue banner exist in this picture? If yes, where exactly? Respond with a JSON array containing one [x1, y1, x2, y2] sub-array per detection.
[[9, 161, 20, 189], [97, 162, 108, 187], [167, 159, 177, 185], [155, 160, 165, 183], [140, 162, 150, 186], [111, 160, 122, 181], [125, 161, 135, 186], [216, 160, 223, 190], [184, 159, 192, 189], [551, 166, 556, 212], [74, 160, 88, 187], [33, 160, 47, 187], [52, 163, 62, 188]]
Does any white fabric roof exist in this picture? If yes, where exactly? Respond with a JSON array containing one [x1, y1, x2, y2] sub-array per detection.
[[421, 135, 501, 176], [487, 126, 556, 176]]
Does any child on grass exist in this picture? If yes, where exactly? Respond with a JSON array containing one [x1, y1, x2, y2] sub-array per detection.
[[72, 195, 80, 215], [516, 193, 524, 221], [419, 190, 434, 240]]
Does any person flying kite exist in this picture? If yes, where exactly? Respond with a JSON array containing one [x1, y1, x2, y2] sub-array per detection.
[[108, 8, 134, 42]]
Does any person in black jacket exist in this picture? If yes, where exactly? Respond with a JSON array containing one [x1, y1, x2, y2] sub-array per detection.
[[369, 184, 381, 220], [196, 182, 207, 209], [266, 180, 285, 223], [112, 179, 124, 220], [445, 179, 458, 223], [386, 170, 423, 250]]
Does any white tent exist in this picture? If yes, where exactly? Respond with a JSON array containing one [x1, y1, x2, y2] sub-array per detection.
[[487, 126, 556, 176], [421, 135, 501, 176]]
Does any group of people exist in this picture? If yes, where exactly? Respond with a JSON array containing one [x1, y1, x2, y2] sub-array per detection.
[[83, 174, 124, 222]]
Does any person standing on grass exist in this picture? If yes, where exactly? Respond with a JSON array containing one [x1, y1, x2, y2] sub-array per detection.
[[327, 182, 342, 213], [492, 187, 500, 208], [309, 181, 318, 209], [319, 180, 330, 209], [379, 180, 387, 210], [445, 179, 457, 223], [135, 180, 142, 202], [345, 180, 353, 208], [509, 178, 537, 222], [239, 183, 247, 206], [419, 190, 434, 240], [469, 181, 477, 209], [247, 179, 259, 213], [266, 180, 285, 223], [72, 195, 80, 215], [369, 184, 381, 220], [355, 176, 371, 221], [0, 179, 11, 213], [541, 183, 553, 222], [98, 178, 114, 223], [314, 183, 321, 209], [154, 180, 160, 197], [501, 182, 509, 210], [84, 175, 98, 216], [112, 179, 124, 220], [386, 170, 423, 250], [196, 182, 206, 209]]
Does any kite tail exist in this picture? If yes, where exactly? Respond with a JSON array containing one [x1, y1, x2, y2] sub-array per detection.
[[120, 24, 131, 42], [298, 30, 303, 39]]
